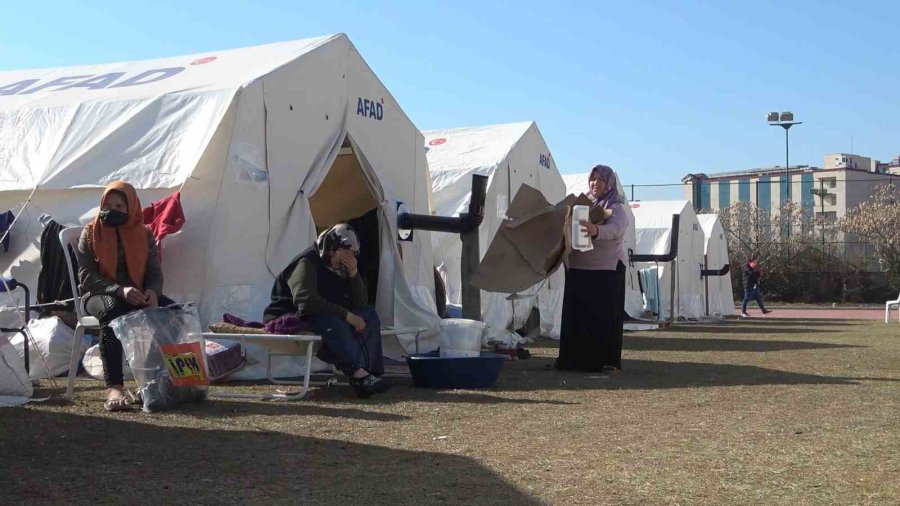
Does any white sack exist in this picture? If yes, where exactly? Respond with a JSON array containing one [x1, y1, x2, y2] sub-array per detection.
[[0, 337, 32, 399], [10, 316, 89, 379], [81, 343, 134, 381]]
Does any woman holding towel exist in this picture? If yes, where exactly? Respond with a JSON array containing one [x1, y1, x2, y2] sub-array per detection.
[[556, 165, 628, 373]]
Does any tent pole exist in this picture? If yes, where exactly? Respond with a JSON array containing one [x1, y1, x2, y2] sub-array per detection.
[[461, 222, 481, 321], [704, 254, 710, 317], [670, 258, 677, 324]]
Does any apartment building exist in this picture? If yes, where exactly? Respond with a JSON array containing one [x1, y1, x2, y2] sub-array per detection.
[[683, 153, 899, 221], [682, 153, 899, 266], [883, 156, 900, 176]]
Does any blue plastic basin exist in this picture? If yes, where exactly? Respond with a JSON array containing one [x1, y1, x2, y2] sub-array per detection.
[[405, 352, 507, 388]]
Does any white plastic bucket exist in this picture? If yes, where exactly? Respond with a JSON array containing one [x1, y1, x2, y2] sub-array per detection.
[[438, 319, 485, 358]]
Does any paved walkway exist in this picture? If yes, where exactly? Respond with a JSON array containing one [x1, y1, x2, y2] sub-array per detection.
[[736, 307, 889, 320]]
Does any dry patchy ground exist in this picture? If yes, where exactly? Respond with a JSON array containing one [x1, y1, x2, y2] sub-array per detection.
[[1, 318, 898, 505]]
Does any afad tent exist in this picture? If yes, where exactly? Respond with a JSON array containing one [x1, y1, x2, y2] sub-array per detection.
[[560, 173, 645, 322], [424, 122, 566, 338], [697, 214, 735, 318], [630, 200, 705, 321], [0, 34, 440, 366]]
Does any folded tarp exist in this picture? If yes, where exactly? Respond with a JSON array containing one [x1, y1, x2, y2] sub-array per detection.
[[474, 185, 609, 294]]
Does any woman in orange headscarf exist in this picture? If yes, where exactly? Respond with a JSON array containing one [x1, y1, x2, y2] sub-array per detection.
[[75, 181, 164, 411]]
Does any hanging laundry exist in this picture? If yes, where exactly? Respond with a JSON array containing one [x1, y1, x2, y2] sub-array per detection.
[[0, 210, 14, 252], [142, 191, 185, 244], [142, 192, 185, 263]]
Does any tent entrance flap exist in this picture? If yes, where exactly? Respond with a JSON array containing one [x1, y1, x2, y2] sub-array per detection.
[[308, 145, 381, 304], [309, 148, 379, 231]]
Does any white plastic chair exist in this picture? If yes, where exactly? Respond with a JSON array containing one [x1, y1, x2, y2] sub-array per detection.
[[59, 226, 102, 399], [886, 292, 900, 324]]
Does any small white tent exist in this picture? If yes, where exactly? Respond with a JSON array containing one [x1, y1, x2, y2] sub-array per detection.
[[697, 214, 735, 318], [0, 34, 440, 364], [630, 200, 705, 320], [424, 122, 566, 337], [560, 173, 645, 321]]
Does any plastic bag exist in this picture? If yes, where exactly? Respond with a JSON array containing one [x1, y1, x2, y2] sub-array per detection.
[[9, 317, 90, 379], [82, 344, 134, 382], [0, 337, 32, 399], [110, 304, 207, 412]]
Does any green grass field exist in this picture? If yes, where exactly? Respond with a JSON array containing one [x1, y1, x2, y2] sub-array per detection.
[[2, 318, 898, 505]]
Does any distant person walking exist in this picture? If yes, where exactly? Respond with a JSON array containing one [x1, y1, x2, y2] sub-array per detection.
[[741, 255, 772, 317]]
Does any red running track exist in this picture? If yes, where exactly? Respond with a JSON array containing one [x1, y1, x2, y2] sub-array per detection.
[[734, 307, 889, 320]]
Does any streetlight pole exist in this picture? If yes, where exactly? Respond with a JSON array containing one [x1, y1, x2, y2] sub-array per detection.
[[767, 112, 801, 240], [767, 112, 802, 201]]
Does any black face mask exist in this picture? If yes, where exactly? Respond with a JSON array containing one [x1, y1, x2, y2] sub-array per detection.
[[98, 209, 129, 227]]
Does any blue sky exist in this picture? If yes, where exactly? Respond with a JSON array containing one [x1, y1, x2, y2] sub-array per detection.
[[2, 0, 897, 200]]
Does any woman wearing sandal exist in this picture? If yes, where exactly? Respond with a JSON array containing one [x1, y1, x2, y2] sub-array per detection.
[[556, 165, 628, 374], [76, 181, 164, 411]]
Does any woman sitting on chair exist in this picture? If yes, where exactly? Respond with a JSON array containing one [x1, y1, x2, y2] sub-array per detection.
[[76, 181, 164, 411], [263, 224, 391, 398]]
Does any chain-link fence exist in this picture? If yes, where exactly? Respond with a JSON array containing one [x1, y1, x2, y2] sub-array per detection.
[[609, 176, 900, 302]]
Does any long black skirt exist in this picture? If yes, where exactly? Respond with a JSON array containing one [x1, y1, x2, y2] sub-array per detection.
[[556, 261, 626, 372]]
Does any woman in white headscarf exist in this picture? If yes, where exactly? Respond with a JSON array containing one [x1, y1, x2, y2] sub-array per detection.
[[556, 165, 629, 373]]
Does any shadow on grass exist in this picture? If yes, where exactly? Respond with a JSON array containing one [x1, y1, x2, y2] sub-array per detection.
[[492, 357, 899, 392], [34, 386, 414, 421], [179, 398, 412, 422], [303, 382, 579, 406], [0, 410, 539, 505], [662, 325, 840, 335], [623, 335, 863, 353], [54, 380, 579, 410]]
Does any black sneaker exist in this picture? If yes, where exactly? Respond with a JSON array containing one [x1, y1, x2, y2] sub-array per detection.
[[350, 375, 393, 398]]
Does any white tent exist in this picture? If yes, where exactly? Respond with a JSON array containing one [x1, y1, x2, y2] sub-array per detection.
[[424, 122, 566, 338], [560, 173, 645, 321], [0, 34, 441, 367], [630, 200, 705, 320], [697, 214, 735, 318]]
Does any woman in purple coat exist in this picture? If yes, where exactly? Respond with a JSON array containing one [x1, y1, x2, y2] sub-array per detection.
[[556, 165, 629, 373]]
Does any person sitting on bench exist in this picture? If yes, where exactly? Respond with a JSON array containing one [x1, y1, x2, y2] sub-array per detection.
[[263, 224, 391, 398]]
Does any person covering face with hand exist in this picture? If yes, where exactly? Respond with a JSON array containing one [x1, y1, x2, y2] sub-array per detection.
[[263, 224, 391, 398]]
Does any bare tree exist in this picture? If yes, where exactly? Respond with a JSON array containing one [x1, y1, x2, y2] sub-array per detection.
[[840, 183, 900, 290], [716, 201, 822, 267], [715, 201, 839, 300]]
